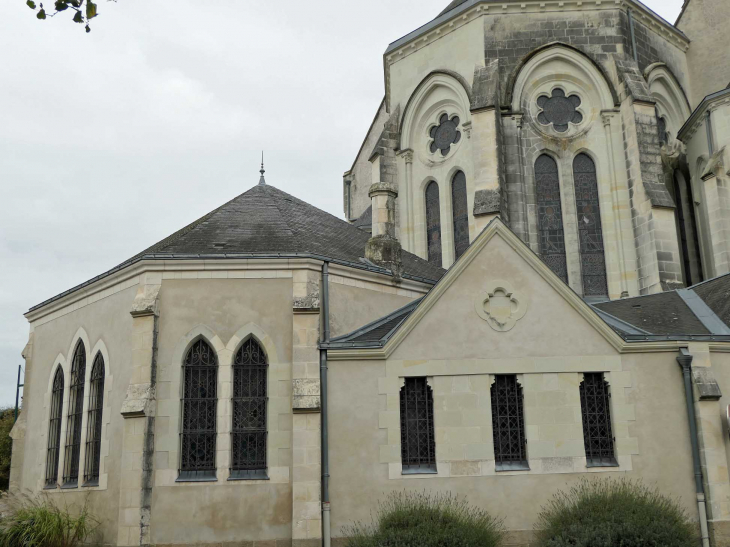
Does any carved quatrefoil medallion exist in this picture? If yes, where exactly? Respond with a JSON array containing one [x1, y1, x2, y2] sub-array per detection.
[[429, 114, 461, 156], [537, 89, 583, 133], [474, 280, 529, 332]]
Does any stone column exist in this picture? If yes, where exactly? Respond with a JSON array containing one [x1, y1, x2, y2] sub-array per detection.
[[117, 274, 161, 547], [291, 270, 322, 547], [365, 183, 403, 276], [700, 145, 730, 276], [396, 149, 415, 252]]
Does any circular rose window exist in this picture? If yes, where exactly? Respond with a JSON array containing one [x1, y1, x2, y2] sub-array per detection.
[[537, 89, 583, 133], [429, 114, 461, 156]]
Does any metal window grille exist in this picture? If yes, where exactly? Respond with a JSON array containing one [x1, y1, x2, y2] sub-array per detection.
[[62, 342, 86, 486], [491, 375, 528, 469], [231, 338, 268, 479], [535, 155, 568, 284], [179, 339, 218, 480], [425, 181, 442, 266], [573, 154, 609, 297], [400, 377, 436, 473], [452, 171, 470, 260], [45, 368, 64, 488], [83, 353, 105, 485], [580, 373, 617, 467]]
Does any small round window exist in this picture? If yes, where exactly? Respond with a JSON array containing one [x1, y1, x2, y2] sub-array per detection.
[[537, 89, 583, 133], [429, 114, 461, 156]]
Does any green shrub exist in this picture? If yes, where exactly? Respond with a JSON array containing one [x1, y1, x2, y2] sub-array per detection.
[[534, 478, 697, 547], [0, 494, 98, 547], [0, 408, 14, 491], [344, 491, 505, 547]]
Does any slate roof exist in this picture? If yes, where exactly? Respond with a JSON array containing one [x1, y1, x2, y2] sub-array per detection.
[[438, 0, 468, 16], [691, 275, 730, 329], [325, 299, 422, 348], [351, 205, 372, 233], [594, 292, 711, 335], [29, 184, 445, 312]]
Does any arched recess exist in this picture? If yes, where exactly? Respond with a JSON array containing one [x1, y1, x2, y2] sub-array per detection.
[[645, 63, 692, 143], [451, 171, 469, 260], [535, 154, 569, 284], [425, 181, 443, 266], [512, 45, 615, 135]]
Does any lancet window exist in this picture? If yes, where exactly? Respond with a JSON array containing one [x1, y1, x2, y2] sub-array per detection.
[[62, 341, 86, 486], [535, 155, 568, 284], [83, 353, 105, 485], [452, 171, 469, 260], [425, 181, 442, 266], [400, 377, 436, 473], [45, 367, 65, 488]]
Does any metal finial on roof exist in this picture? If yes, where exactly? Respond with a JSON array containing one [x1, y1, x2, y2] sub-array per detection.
[[258, 152, 266, 185]]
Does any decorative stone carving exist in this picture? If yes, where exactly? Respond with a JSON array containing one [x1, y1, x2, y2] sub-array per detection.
[[474, 280, 529, 332], [428, 113, 462, 156], [702, 146, 727, 181], [537, 89, 583, 133], [661, 138, 687, 171], [130, 284, 161, 318], [692, 368, 722, 401], [292, 379, 321, 411], [120, 383, 156, 418]]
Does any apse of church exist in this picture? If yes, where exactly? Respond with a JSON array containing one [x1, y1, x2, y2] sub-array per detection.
[[11, 1, 730, 547]]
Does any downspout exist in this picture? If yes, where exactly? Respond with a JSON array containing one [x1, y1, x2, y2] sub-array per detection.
[[320, 261, 331, 547], [627, 9, 639, 63], [677, 348, 711, 547], [706, 111, 715, 155]]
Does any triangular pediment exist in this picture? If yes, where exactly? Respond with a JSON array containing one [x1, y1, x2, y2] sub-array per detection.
[[380, 219, 624, 360]]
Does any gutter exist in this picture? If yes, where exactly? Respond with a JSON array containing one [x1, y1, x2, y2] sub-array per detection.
[[320, 262, 332, 547], [677, 349, 711, 547], [678, 87, 730, 142]]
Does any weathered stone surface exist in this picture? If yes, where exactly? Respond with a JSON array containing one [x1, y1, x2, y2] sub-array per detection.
[[293, 379, 321, 411], [130, 284, 161, 317], [365, 235, 403, 279], [693, 368, 723, 401], [121, 383, 156, 418], [473, 188, 501, 216], [471, 59, 500, 111]]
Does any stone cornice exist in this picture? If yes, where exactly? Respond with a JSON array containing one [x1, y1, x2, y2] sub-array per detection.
[[382, 0, 690, 111], [678, 88, 730, 142], [26, 257, 434, 327]]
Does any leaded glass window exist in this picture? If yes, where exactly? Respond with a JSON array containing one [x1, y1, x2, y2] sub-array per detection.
[[180, 339, 218, 480], [573, 154, 608, 297], [425, 181, 442, 266], [400, 378, 436, 473], [580, 373, 617, 467], [537, 89, 583, 133], [535, 155, 568, 284], [62, 341, 86, 486], [83, 353, 105, 486], [231, 338, 268, 479], [491, 375, 528, 470], [452, 171, 469, 260], [45, 367, 64, 488], [429, 114, 461, 156]]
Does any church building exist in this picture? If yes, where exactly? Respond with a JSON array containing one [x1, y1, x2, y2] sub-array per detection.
[[10, 0, 730, 546]]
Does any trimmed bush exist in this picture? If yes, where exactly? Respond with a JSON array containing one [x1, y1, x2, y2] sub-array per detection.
[[0, 494, 98, 547], [534, 478, 697, 547], [344, 491, 505, 547], [0, 408, 14, 491]]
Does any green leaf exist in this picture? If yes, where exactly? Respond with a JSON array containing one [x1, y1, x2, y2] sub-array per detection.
[[69, 0, 80, 6], [36, 8, 46, 19], [85, 24, 91, 33], [86, 0, 96, 19], [54, 0, 68, 11], [72, 9, 83, 22], [26, 1, 36, 9]]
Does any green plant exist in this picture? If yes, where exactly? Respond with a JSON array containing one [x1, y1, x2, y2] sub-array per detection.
[[534, 478, 697, 547], [0, 409, 13, 491], [0, 494, 99, 547], [344, 491, 505, 547]]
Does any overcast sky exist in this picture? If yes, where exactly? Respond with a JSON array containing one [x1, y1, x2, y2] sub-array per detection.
[[0, 0, 684, 407]]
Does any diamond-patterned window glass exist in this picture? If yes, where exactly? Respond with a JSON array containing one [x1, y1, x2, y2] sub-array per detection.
[[425, 181, 442, 266], [452, 171, 469, 260], [491, 375, 528, 469], [83, 353, 105, 486], [537, 89, 583, 133], [573, 154, 608, 297], [580, 373, 617, 467], [231, 338, 268, 479], [429, 114, 461, 156], [180, 339, 218, 479], [400, 378, 436, 473], [45, 367, 64, 488], [535, 155, 568, 284], [62, 341, 86, 486]]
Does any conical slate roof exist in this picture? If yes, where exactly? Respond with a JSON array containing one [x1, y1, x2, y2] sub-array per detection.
[[30, 184, 444, 312]]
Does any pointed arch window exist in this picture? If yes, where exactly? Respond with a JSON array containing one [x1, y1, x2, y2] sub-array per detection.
[[400, 377, 436, 474], [452, 171, 469, 260], [491, 375, 528, 470], [425, 181, 442, 266], [535, 155, 568, 284], [179, 339, 218, 480], [573, 154, 608, 297], [45, 367, 64, 488], [580, 373, 617, 467], [231, 338, 268, 479], [62, 341, 86, 487], [83, 353, 105, 486]]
